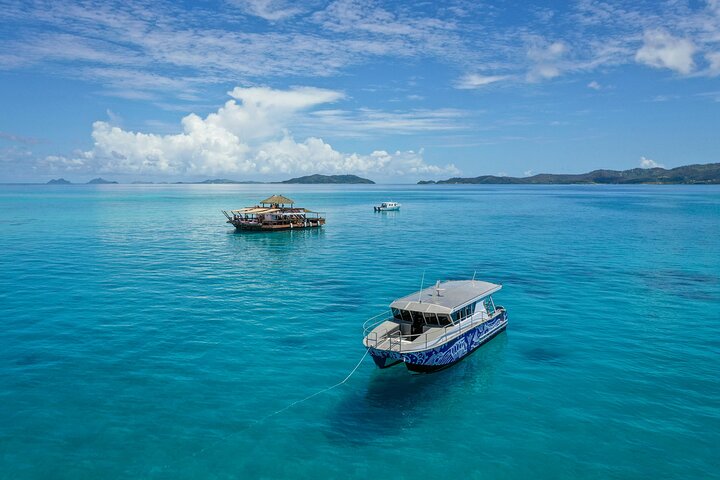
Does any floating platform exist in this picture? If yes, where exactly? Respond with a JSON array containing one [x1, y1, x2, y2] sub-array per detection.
[[222, 195, 325, 231]]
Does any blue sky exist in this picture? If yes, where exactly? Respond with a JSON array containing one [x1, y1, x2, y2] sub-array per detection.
[[0, 0, 718, 183]]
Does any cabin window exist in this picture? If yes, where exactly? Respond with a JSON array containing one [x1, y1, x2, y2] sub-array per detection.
[[400, 309, 412, 322], [422, 312, 441, 327], [484, 298, 495, 315], [454, 304, 475, 322], [392, 308, 402, 320], [438, 315, 452, 326], [410, 311, 424, 325]]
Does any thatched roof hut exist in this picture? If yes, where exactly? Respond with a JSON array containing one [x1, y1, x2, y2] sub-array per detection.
[[260, 194, 294, 206]]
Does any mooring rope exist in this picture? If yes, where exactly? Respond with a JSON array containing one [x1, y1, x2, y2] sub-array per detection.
[[256, 348, 370, 421], [184, 348, 370, 461]]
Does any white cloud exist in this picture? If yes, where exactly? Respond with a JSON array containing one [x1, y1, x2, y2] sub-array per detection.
[[523, 169, 534, 176], [640, 156, 664, 168], [42, 86, 458, 178], [0, 131, 43, 145], [587, 80, 602, 90], [706, 51, 720, 75], [455, 74, 510, 89], [3, 0, 720, 102], [304, 107, 466, 137], [105, 109, 122, 126], [635, 30, 697, 74], [696, 90, 720, 102], [228, 0, 303, 21], [0, 1, 477, 102], [527, 40, 568, 81]]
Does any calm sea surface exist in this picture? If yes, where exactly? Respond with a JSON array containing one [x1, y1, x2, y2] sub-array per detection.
[[1, 184, 719, 479]]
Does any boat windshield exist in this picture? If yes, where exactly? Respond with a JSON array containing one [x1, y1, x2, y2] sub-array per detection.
[[392, 308, 453, 328]]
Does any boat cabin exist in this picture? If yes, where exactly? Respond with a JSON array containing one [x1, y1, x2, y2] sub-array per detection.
[[374, 201, 401, 211], [388, 280, 499, 338]]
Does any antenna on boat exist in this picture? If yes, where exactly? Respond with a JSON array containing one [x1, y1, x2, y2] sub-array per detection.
[[418, 269, 425, 303], [472, 270, 477, 283]]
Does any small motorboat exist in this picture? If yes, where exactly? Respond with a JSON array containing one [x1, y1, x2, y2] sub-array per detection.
[[374, 201, 401, 212], [363, 279, 507, 373]]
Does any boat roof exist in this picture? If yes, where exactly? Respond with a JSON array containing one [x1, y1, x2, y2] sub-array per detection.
[[390, 280, 501, 314], [260, 194, 294, 205], [230, 207, 280, 214], [230, 207, 316, 214]]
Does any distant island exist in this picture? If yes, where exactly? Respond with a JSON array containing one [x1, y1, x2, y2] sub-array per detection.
[[281, 174, 374, 184], [195, 178, 263, 184], [47, 178, 72, 185], [419, 163, 720, 185], [47, 177, 118, 184], [131, 175, 371, 184], [87, 177, 118, 184], [169, 179, 263, 184]]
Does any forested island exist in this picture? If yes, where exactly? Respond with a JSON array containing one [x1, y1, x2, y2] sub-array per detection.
[[419, 163, 720, 185], [281, 174, 374, 184]]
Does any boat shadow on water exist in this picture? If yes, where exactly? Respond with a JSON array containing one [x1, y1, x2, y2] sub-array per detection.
[[325, 331, 508, 444]]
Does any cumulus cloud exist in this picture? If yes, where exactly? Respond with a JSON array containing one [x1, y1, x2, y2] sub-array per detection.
[[587, 80, 602, 90], [42, 86, 458, 178], [640, 156, 664, 168], [635, 30, 696, 74]]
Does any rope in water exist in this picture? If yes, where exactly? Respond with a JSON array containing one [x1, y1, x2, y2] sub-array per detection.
[[187, 348, 370, 460]]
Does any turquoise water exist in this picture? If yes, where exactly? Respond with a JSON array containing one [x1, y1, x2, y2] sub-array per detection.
[[1, 184, 719, 479]]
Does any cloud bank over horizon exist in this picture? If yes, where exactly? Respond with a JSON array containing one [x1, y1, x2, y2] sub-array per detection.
[[41, 86, 459, 179], [1, 1, 719, 181]]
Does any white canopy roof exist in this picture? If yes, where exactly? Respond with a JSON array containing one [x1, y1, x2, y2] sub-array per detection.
[[390, 280, 501, 314]]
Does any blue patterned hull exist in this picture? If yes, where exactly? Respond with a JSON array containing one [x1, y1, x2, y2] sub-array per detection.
[[368, 311, 507, 373]]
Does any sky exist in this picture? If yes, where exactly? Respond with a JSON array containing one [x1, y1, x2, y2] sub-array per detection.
[[0, 0, 718, 183]]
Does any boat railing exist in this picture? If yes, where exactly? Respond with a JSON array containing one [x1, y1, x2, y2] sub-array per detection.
[[362, 310, 393, 334], [364, 308, 505, 353]]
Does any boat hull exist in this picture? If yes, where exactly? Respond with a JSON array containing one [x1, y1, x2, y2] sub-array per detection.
[[229, 220, 324, 231], [368, 311, 507, 373]]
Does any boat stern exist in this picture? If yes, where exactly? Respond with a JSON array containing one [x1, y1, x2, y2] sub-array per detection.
[[367, 348, 403, 369]]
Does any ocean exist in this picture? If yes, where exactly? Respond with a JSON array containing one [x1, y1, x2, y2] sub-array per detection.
[[1, 184, 719, 479]]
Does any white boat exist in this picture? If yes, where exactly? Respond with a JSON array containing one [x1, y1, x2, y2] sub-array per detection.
[[374, 201, 401, 212], [363, 279, 507, 373]]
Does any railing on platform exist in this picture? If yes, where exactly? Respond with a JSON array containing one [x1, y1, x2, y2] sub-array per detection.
[[363, 308, 505, 353]]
